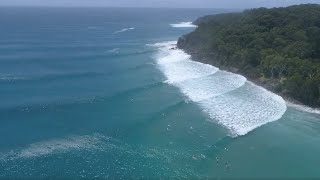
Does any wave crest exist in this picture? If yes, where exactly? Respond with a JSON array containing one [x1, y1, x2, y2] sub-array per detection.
[[114, 27, 135, 34], [287, 102, 320, 115], [170, 22, 197, 28]]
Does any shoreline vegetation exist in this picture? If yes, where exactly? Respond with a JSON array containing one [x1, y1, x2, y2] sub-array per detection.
[[178, 4, 320, 108]]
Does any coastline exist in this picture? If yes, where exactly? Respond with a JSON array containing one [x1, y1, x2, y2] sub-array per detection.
[[177, 46, 320, 115], [176, 4, 320, 109], [155, 41, 287, 136]]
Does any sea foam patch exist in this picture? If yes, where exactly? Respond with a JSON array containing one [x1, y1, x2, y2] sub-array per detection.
[[170, 22, 198, 28], [201, 82, 287, 136], [107, 48, 120, 53], [0, 74, 26, 82], [153, 41, 287, 136], [0, 134, 109, 161]]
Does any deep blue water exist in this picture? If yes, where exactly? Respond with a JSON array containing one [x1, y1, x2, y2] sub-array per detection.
[[1, 7, 320, 179]]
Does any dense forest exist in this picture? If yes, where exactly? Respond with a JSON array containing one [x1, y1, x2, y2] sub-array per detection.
[[178, 4, 320, 107]]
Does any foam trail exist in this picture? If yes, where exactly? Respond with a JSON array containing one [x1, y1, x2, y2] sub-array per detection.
[[170, 22, 198, 28], [0, 134, 109, 161], [0, 74, 26, 81], [114, 27, 135, 34], [107, 48, 120, 53], [153, 41, 287, 137], [287, 102, 320, 115]]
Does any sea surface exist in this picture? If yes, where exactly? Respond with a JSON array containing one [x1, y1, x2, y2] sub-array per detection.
[[0, 7, 320, 179]]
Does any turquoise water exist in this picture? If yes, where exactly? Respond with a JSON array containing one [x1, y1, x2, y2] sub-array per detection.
[[0, 7, 320, 179]]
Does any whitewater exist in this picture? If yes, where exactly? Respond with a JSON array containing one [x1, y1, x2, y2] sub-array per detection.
[[170, 22, 198, 28], [153, 41, 287, 136]]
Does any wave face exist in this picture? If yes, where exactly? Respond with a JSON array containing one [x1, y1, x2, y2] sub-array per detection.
[[170, 22, 198, 28], [154, 41, 287, 136]]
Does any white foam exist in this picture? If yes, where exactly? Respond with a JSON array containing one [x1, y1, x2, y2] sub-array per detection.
[[2, 134, 109, 160], [159, 60, 219, 83], [170, 22, 198, 28], [107, 48, 120, 53], [287, 102, 320, 115], [201, 82, 287, 136], [114, 27, 135, 34], [153, 41, 287, 136], [146, 41, 177, 48], [176, 71, 247, 102], [155, 42, 219, 83], [0, 74, 26, 81], [157, 48, 190, 64]]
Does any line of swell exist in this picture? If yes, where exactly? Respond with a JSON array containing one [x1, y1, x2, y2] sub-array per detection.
[[0, 72, 104, 83], [125, 99, 192, 135], [0, 49, 157, 62], [0, 80, 166, 114]]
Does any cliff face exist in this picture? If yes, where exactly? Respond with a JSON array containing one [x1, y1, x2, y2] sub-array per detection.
[[178, 4, 320, 107]]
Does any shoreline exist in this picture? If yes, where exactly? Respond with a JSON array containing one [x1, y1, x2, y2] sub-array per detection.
[[157, 41, 287, 136], [176, 46, 320, 115]]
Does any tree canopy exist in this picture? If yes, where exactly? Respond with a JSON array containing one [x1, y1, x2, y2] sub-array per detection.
[[178, 4, 320, 107]]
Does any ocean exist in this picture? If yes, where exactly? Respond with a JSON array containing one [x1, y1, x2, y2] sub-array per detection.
[[0, 7, 320, 179]]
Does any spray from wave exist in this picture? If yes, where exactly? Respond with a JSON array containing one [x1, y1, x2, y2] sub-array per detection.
[[153, 41, 287, 136], [170, 22, 197, 28]]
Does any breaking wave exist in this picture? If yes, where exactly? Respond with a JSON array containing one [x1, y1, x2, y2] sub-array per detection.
[[287, 102, 320, 115], [170, 22, 198, 28], [114, 27, 135, 34], [153, 41, 287, 136]]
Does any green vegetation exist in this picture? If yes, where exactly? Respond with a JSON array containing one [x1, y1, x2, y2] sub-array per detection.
[[178, 4, 320, 107]]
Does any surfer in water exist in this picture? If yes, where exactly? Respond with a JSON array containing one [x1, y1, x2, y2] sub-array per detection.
[[225, 161, 231, 171], [216, 156, 219, 164]]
